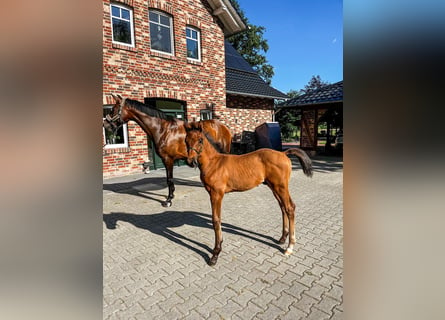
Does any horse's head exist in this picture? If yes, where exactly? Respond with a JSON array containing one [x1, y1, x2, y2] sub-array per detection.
[[185, 122, 204, 168], [104, 93, 128, 133]]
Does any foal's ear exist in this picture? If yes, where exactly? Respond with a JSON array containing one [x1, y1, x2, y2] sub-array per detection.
[[185, 121, 202, 132], [195, 122, 203, 132]]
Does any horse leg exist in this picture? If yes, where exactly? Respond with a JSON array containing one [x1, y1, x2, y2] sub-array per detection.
[[281, 190, 296, 256], [270, 183, 296, 255], [162, 158, 175, 207], [209, 190, 224, 266], [267, 182, 289, 244], [279, 210, 289, 244]]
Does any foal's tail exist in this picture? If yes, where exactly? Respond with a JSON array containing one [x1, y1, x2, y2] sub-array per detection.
[[284, 148, 313, 177]]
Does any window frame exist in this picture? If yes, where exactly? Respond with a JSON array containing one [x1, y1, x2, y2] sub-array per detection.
[[186, 26, 201, 62], [148, 10, 175, 56], [200, 109, 212, 120], [103, 105, 129, 149], [110, 3, 135, 47]]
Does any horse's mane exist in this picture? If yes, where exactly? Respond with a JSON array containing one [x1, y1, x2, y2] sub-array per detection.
[[125, 98, 174, 121]]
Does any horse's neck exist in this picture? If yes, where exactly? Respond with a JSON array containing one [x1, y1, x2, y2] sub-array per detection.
[[199, 139, 220, 168], [128, 109, 164, 143]]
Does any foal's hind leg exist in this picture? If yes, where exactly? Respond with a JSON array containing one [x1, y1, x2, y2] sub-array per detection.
[[284, 197, 296, 255], [267, 182, 289, 244], [270, 183, 296, 255]]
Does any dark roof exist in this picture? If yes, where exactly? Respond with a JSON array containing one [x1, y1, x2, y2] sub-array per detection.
[[225, 42, 288, 100], [279, 81, 343, 107]]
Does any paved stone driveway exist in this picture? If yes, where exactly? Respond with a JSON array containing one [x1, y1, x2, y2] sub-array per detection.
[[103, 156, 343, 319]]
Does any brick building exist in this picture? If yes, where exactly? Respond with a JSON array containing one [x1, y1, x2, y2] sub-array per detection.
[[224, 41, 288, 146], [103, 0, 287, 177]]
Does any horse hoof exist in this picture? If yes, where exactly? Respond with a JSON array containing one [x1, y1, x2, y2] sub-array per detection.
[[162, 201, 172, 208], [278, 238, 286, 244], [284, 249, 293, 256], [208, 257, 218, 266]]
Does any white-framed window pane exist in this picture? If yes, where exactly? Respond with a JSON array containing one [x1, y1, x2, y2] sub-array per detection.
[[200, 110, 212, 120], [149, 10, 174, 54], [149, 11, 158, 22], [160, 15, 170, 26], [111, 6, 120, 17], [186, 39, 199, 59], [103, 106, 128, 148], [149, 23, 172, 53], [121, 9, 130, 20], [112, 19, 132, 44], [186, 27, 200, 60], [110, 4, 134, 46]]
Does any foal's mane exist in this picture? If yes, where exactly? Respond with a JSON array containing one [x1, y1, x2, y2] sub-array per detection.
[[124, 98, 174, 121]]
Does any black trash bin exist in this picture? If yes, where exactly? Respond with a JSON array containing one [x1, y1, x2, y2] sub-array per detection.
[[255, 122, 282, 151]]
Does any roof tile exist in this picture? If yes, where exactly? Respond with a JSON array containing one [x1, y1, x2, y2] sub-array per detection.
[[279, 81, 343, 107], [225, 41, 288, 100]]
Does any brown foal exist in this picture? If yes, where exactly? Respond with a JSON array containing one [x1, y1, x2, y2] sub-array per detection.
[[185, 122, 313, 265]]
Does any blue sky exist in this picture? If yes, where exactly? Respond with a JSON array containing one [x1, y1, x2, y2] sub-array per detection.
[[237, 0, 343, 94]]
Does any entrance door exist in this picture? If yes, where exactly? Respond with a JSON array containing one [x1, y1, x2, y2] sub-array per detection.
[[144, 98, 187, 170]]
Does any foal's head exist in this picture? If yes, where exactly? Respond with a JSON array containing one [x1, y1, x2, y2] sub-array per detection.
[[185, 122, 205, 168]]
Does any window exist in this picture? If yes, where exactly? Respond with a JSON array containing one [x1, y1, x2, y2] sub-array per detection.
[[103, 106, 128, 148], [110, 4, 134, 46], [200, 109, 212, 120], [149, 10, 174, 54], [144, 98, 186, 120], [186, 26, 201, 61]]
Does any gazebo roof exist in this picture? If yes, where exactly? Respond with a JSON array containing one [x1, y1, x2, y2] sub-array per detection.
[[279, 81, 343, 107]]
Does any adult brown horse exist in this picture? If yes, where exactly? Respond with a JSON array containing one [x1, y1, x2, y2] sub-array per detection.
[[184, 122, 313, 266], [104, 94, 232, 207]]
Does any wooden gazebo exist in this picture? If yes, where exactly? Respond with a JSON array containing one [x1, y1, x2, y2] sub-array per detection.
[[277, 81, 343, 153]]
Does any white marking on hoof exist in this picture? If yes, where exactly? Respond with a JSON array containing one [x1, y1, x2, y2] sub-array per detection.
[[162, 201, 172, 208], [284, 244, 294, 256]]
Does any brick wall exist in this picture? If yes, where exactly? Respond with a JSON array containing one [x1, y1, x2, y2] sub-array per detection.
[[224, 94, 274, 136]]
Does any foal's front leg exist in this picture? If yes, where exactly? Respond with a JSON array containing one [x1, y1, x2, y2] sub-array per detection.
[[209, 190, 224, 266]]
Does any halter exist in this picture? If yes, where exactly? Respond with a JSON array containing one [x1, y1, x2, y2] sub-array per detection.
[[187, 134, 204, 155], [189, 145, 203, 155], [105, 101, 124, 123], [104, 99, 126, 146]]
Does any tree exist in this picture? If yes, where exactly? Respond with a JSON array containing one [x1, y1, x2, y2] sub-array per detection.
[[286, 89, 301, 99], [302, 75, 330, 93], [275, 108, 301, 141], [227, 0, 274, 84], [285, 75, 330, 98]]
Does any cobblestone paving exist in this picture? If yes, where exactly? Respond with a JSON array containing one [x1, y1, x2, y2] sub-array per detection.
[[103, 156, 343, 319]]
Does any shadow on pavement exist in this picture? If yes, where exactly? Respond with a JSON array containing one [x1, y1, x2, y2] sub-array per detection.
[[103, 176, 203, 204], [103, 210, 283, 265], [290, 155, 343, 173]]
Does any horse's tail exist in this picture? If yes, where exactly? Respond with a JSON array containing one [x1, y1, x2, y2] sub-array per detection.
[[284, 148, 313, 177]]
